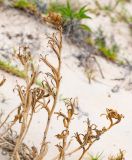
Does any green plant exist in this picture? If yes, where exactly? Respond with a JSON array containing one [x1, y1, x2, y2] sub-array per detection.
[[0, 0, 4, 4], [0, 59, 41, 86], [0, 59, 26, 78], [80, 24, 92, 33], [86, 29, 119, 62], [48, 0, 91, 32], [12, 0, 37, 12], [95, 29, 119, 62], [98, 45, 118, 62], [13, 0, 31, 8], [48, 0, 90, 22], [87, 152, 103, 160]]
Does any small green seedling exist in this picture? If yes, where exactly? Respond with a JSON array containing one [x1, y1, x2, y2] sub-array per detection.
[[13, 0, 36, 11], [88, 152, 103, 160], [95, 29, 119, 62], [48, 0, 91, 22]]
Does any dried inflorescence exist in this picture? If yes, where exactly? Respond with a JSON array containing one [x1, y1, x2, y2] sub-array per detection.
[[108, 149, 125, 160], [54, 99, 77, 160], [70, 108, 124, 160], [0, 19, 62, 159], [52, 100, 124, 160], [0, 14, 124, 160], [44, 12, 63, 27], [101, 108, 124, 128]]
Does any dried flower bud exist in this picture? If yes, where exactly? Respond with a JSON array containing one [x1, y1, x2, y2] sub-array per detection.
[[44, 12, 62, 27]]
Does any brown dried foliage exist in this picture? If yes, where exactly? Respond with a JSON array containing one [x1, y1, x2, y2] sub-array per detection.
[[44, 12, 63, 27], [108, 150, 125, 160], [0, 14, 124, 160]]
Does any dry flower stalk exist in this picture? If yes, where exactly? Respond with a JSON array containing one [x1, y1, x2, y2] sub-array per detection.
[[35, 25, 62, 160], [0, 13, 124, 160], [52, 105, 124, 160], [54, 98, 77, 160], [11, 46, 40, 159], [108, 149, 125, 160]]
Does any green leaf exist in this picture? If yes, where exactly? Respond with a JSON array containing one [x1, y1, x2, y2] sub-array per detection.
[[79, 5, 89, 14], [80, 24, 92, 32], [74, 5, 91, 20]]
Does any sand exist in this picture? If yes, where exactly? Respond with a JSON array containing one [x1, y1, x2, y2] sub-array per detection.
[[0, 1, 132, 159]]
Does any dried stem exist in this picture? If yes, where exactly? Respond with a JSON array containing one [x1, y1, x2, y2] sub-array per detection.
[[52, 108, 124, 160], [0, 106, 19, 129], [0, 13, 124, 160], [55, 99, 77, 160], [35, 26, 62, 160], [11, 47, 39, 159]]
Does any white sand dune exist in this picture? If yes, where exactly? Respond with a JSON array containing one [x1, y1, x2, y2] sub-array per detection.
[[0, 1, 132, 159]]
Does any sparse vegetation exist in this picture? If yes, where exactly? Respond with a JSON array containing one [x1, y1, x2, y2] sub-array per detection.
[[96, 42, 118, 62], [86, 28, 119, 62], [108, 150, 125, 160], [0, 14, 124, 160], [95, 31, 119, 62], [0, 1, 131, 159], [12, 0, 37, 14], [86, 152, 103, 160], [0, 59, 41, 86], [13, 0, 35, 8], [94, 0, 130, 13], [48, 0, 90, 22], [0, 59, 26, 78], [47, 0, 92, 37]]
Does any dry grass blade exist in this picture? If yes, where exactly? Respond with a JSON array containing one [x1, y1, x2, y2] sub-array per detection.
[[0, 75, 6, 86]]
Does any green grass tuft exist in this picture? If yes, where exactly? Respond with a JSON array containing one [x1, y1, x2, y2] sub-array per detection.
[[12, 0, 36, 11], [0, 60, 26, 78], [0, 60, 41, 86], [97, 45, 118, 62], [86, 152, 103, 160], [48, 0, 91, 22]]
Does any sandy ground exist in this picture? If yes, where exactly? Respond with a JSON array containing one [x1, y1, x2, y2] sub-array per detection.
[[0, 1, 132, 160]]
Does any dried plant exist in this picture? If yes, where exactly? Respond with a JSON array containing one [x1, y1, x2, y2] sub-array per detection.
[[34, 20, 63, 160], [54, 98, 77, 160], [84, 56, 104, 84], [0, 13, 124, 160], [108, 150, 125, 160], [65, 108, 123, 160], [0, 13, 62, 160], [44, 12, 63, 27], [46, 100, 123, 160]]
